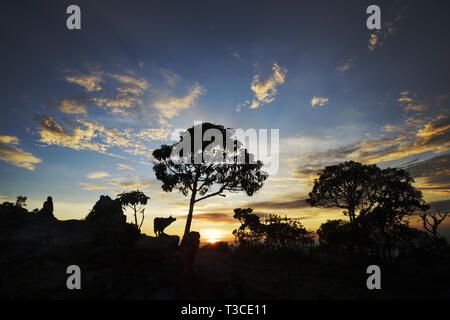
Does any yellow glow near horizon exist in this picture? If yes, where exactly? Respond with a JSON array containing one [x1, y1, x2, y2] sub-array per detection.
[[201, 228, 226, 243]]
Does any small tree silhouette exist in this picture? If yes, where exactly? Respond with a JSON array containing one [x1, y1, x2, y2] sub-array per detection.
[[117, 190, 150, 231], [316, 219, 351, 251], [232, 208, 314, 252], [15, 196, 27, 208], [232, 208, 264, 245], [153, 123, 268, 244], [420, 210, 449, 240]]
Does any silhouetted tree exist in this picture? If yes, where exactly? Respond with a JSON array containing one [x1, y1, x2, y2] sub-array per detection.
[[420, 210, 449, 240], [117, 190, 150, 231], [307, 162, 429, 261], [306, 161, 428, 224], [233, 208, 264, 245], [262, 214, 314, 252], [316, 219, 352, 251], [153, 123, 267, 244], [15, 196, 27, 208], [233, 208, 314, 253]]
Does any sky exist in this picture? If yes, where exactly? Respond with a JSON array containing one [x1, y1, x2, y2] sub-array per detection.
[[0, 0, 449, 243]]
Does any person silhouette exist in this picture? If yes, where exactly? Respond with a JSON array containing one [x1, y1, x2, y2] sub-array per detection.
[[42, 196, 54, 218]]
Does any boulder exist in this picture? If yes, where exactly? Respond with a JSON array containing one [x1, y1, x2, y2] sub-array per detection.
[[136, 234, 179, 261]]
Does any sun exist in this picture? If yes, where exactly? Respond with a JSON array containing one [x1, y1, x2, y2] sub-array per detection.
[[202, 229, 224, 244]]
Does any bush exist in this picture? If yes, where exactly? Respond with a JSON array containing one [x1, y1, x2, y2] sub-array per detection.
[[233, 208, 314, 254]]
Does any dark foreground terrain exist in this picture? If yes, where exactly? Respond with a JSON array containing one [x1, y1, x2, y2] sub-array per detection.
[[1, 211, 450, 299]]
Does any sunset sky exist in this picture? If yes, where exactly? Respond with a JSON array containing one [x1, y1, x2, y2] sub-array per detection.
[[1, 0, 449, 242]]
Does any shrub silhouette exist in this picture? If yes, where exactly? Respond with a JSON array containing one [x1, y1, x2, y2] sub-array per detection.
[[0, 198, 29, 223], [153, 122, 268, 244], [15, 196, 27, 208], [0, 195, 54, 224], [232, 208, 264, 245], [420, 210, 449, 240], [201, 241, 231, 254], [232, 208, 314, 253], [117, 190, 150, 231], [316, 219, 352, 252]]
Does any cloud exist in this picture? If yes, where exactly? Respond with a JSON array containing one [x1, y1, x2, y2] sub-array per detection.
[[136, 128, 171, 141], [117, 163, 135, 171], [37, 116, 141, 155], [179, 213, 236, 223], [248, 62, 287, 109], [336, 57, 356, 73], [37, 116, 106, 153], [231, 51, 240, 61], [397, 91, 429, 112], [406, 154, 450, 195], [368, 11, 404, 52], [39, 66, 208, 163], [226, 45, 241, 61], [86, 171, 109, 179], [244, 199, 309, 210], [65, 72, 102, 91], [105, 175, 154, 190], [109, 74, 148, 90], [78, 182, 108, 190], [296, 114, 450, 176], [311, 96, 329, 108], [293, 91, 450, 179], [383, 124, 399, 132], [0, 136, 19, 145], [80, 73, 150, 115], [153, 83, 205, 118], [160, 68, 181, 86], [368, 34, 379, 51], [58, 99, 87, 114], [0, 135, 42, 170], [92, 95, 144, 115]]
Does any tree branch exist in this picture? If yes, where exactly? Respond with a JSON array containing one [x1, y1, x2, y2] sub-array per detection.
[[195, 188, 226, 203]]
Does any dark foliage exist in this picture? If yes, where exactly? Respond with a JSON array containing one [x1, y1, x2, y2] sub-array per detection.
[[233, 208, 314, 253], [117, 190, 150, 231], [306, 161, 429, 223]]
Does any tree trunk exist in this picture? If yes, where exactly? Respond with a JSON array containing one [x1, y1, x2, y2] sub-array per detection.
[[348, 206, 355, 223], [134, 204, 138, 228], [182, 188, 197, 246]]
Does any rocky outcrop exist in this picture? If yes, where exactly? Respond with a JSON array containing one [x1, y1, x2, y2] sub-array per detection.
[[136, 234, 179, 261], [0, 208, 181, 299]]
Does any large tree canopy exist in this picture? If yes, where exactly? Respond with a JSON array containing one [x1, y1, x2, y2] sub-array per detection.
[[306, 161, 429, 223], [153, 122, 268, 243]]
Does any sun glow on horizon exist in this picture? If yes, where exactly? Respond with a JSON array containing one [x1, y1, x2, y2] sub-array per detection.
[[201, 228, 226, 244]]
